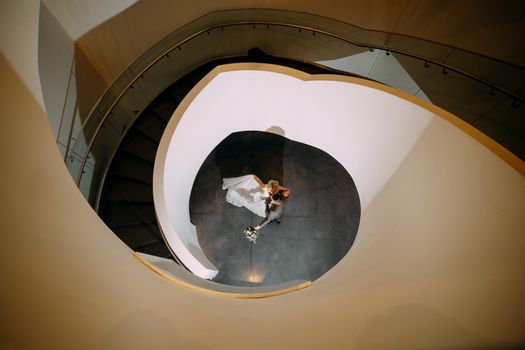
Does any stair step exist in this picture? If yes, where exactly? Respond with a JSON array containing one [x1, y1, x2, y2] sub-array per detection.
[[121, 135, 158, 162], [109, 221, 158, 229], [151, 95, 178, 122], [104, 199, 154, 205], [136, 241, 173, 259], [151, 110, 168, 125], [168, 83, 193, 103], [109, 173, 152, 186], [132, 114, 166, 142], [133, 239, 164, 249], [120, 149, 154, 165], [101, 179, 153, 202], [112, 223, 163, 241], [114, 231, 162, 248], [130, 127, 159, 145], [110, 156, 153, 184], [101, 201, 156, 227]]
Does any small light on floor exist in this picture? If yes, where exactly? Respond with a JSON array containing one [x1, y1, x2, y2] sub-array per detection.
[[245, 268, 265, 283]]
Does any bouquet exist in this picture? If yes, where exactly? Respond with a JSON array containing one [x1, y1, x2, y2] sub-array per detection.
[[244, 226, 258, 243]]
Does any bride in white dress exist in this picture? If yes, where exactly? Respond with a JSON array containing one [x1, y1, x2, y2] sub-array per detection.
[[223, 175, 290, 242], [222, 175, 280, 217]]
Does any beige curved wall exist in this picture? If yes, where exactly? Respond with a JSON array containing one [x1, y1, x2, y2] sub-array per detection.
[[38, 2, 107, 158], [0, 0, 44, 106], [1, 1, 525, 349], [43, 0, 525, 84]]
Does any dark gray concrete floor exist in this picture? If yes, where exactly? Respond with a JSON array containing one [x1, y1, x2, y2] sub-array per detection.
[[190, 131, 360, 287]]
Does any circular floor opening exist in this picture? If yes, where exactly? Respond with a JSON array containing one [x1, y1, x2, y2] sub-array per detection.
[[190, 130, 361, 287]]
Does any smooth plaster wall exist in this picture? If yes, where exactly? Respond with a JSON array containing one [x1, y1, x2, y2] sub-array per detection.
[[155, 66, 434, 277], [44, 0, 525, 84], [38, 2, 108, 158], [43, 0, 138, 40], [0, 0, 44, 106], [38, 2, 77, 159], [1, 2, 525, 348], [2, 49, 525, 348]]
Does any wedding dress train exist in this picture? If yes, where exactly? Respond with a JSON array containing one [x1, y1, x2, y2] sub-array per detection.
[[222, 175, 269, 217]]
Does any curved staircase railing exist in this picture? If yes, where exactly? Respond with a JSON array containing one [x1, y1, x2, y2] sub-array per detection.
[[65, 9, 525, 269], [67, 9, 524, 206]]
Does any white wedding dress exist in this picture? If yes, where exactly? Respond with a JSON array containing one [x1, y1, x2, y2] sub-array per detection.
[[222, 175, 269, 217]]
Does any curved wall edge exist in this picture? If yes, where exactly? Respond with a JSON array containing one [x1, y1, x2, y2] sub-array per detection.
[[135, 253, 311, 298], [3, 3, 525, 348], [153, 61, 524, 288]]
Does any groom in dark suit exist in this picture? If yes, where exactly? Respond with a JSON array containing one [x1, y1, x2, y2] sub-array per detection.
[[254, 190, 285, 231]]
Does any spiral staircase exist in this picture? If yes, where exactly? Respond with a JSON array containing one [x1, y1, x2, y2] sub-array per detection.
[[71, 13, 525, 283], [97, 53, 356, 264], [2, 3, 525, 347]]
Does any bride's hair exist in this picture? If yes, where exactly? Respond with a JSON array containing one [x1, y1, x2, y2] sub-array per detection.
[[267, 180, 279, 191]]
